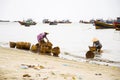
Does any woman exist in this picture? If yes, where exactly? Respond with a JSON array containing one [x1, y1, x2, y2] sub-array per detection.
[[92, 38, 102, 52], [37, 32, 49, 43]]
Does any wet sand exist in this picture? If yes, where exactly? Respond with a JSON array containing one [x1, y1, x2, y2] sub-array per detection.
[[0, 46, 120, 80]]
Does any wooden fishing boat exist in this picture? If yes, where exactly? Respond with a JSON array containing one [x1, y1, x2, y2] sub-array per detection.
[[94, 21, 114, 29], [42, 19, 50, 24], [114, 17, 120, 31], [18, 19, 36, 26], [49, 21, 58, 25]]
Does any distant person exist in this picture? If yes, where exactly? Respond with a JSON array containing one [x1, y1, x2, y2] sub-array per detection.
[[92, 38, 102, 52], [37, 32, 49, 44]]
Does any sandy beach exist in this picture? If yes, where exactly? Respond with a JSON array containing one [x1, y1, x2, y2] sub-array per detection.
[[0, 46, 120, 80], [0, 0, 120, 80]]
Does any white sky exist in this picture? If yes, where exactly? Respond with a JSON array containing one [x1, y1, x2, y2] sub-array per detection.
[[0, 0, 120, 22]]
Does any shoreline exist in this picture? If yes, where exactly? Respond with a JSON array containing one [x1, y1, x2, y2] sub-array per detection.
[[60, 52, 120, 68], [0, 46, 120, 80], [1, 41, 120, 68]]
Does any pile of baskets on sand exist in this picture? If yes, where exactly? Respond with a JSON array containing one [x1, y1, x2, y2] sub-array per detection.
[[9, 40, 60, 57]]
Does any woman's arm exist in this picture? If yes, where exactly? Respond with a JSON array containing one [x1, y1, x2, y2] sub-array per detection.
[[45, 37, 49, 42], [93, 42, 95, 46]]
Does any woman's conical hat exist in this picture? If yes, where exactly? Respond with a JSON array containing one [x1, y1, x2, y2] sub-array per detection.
[[44, 32, 49, 35], [92, 37, 98, 42]]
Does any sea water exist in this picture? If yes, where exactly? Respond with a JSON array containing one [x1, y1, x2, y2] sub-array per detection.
[[0, 22, 120, 67]]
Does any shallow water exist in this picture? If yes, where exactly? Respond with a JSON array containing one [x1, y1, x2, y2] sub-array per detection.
[[0, 22, 120, 67]]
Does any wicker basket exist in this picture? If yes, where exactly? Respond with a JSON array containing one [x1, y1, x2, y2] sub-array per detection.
[[30, 45, 38, 53], [86, 51, 95, 58], [89, 46, 96, 51], [52, 47, 60, 57], [9, 42, 16, 48]]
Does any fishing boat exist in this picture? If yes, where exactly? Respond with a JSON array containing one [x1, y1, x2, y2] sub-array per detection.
[[42, 19, 50, 24], [18, 19, 36, 26], [114, 17, 120, 31], [49, 21, 58, 25], [94, 21, 114, 29], [58, 20, 72, 24]]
